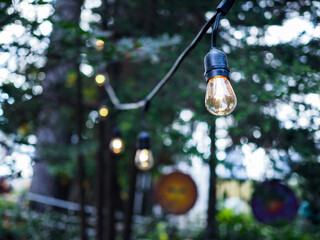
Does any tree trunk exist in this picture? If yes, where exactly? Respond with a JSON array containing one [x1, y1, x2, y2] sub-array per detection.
[[29, 0, 84, 203]]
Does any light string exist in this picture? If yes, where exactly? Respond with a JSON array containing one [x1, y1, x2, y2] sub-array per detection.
[[102, 11, 219, 111]]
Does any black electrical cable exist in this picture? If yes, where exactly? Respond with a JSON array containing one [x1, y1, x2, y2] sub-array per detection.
[[211, 11, 223, 48], [143, 12, 218, 104], [141, 101, 149, 131], [104, 12, 218, 110], [103, 0, 236, 111]]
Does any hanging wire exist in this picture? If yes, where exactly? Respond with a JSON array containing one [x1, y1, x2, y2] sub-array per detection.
[[143, 11, 218, 104], [103, 11, 218, 111], [103, 76, 145, 110], [141, 111, 147, 131], [141, 97, 152, 130], [211, 11, 223, 49]]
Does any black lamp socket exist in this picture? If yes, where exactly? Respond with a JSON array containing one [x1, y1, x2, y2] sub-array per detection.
[[137, 131, 151, 150], [112, 127, 122, 138], [204, 47, 230, 82]]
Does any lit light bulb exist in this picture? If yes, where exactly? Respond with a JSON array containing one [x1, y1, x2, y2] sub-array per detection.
[[135, 131, 154, 171], [95, 74, 106, 86], [205, 75, 237, 116], [110, 137, 125, 154], [204, 47, 237, 116], [95, 39, 104, 50], [109, 127, 124, 154], [98, 105, 109, 118], [135, 149, 154, 171]]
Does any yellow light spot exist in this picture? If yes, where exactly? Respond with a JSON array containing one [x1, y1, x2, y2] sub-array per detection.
[[110, 137, 124, 154], [66, 72, 77, 87], [95, 74, 106, 86], [139, 149, 149, 162], [140, 161, 149, 169], [96, 39, 104, 50], [99, 106, 109, 118], [112, 139, 122, 149], [113, 148, 121, 154], [18, 123, 29, 135], [135, 149, 154, 171]]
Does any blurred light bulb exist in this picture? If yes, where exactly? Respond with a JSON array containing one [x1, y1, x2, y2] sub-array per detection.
[[96, 39, 104, 50], [205, 75, 237, 116], [135, 149, 154, 171], [95, 74, 106, 86], [99, 105, 109, 118], [109, 137, 125, 154]]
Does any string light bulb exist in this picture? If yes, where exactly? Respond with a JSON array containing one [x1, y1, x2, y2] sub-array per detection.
[[204, 47, 237, 116], [135, 131, 154, 171], [109, 128, 125, 154], [95, 74, 106, 86], [98, 105, 109, 118]]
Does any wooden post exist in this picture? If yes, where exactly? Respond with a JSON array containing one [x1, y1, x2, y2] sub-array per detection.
[[96, 110, 105, 240], [123, 150, 138, 240], [76, 70, 87, 240], [106, 149, 116, 240], [206, 121, 217, 240]]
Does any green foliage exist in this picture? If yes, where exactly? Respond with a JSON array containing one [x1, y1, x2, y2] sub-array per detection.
[[217, 209, 320, 240], [294, 161, 320, 222], [217, 209, 262, 240], [131, 209, 320, 240], [133, 216, 204, 240], [0, 198, 80, 240], [0, 0, 320, 236]]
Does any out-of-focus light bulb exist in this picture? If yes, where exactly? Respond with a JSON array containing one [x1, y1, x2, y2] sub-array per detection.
[[110, 137, 125, 154], [99, 105, 109, 118], [96, 39, 104, 50], [135, 149, 154, 171], [204, 47, 237, 116], [95, 74, 106, 86], [135, 131, 154, 171], [205, 75, 237, 116]]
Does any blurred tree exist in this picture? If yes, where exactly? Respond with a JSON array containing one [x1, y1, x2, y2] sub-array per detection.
[[0, 0, 319, 239], [29, 0, 84, 200]]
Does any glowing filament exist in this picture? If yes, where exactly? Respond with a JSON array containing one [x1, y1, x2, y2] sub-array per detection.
[[205, 75, 237, 116], [110, 137, 125, 154], [135, 149, 154, 171]]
